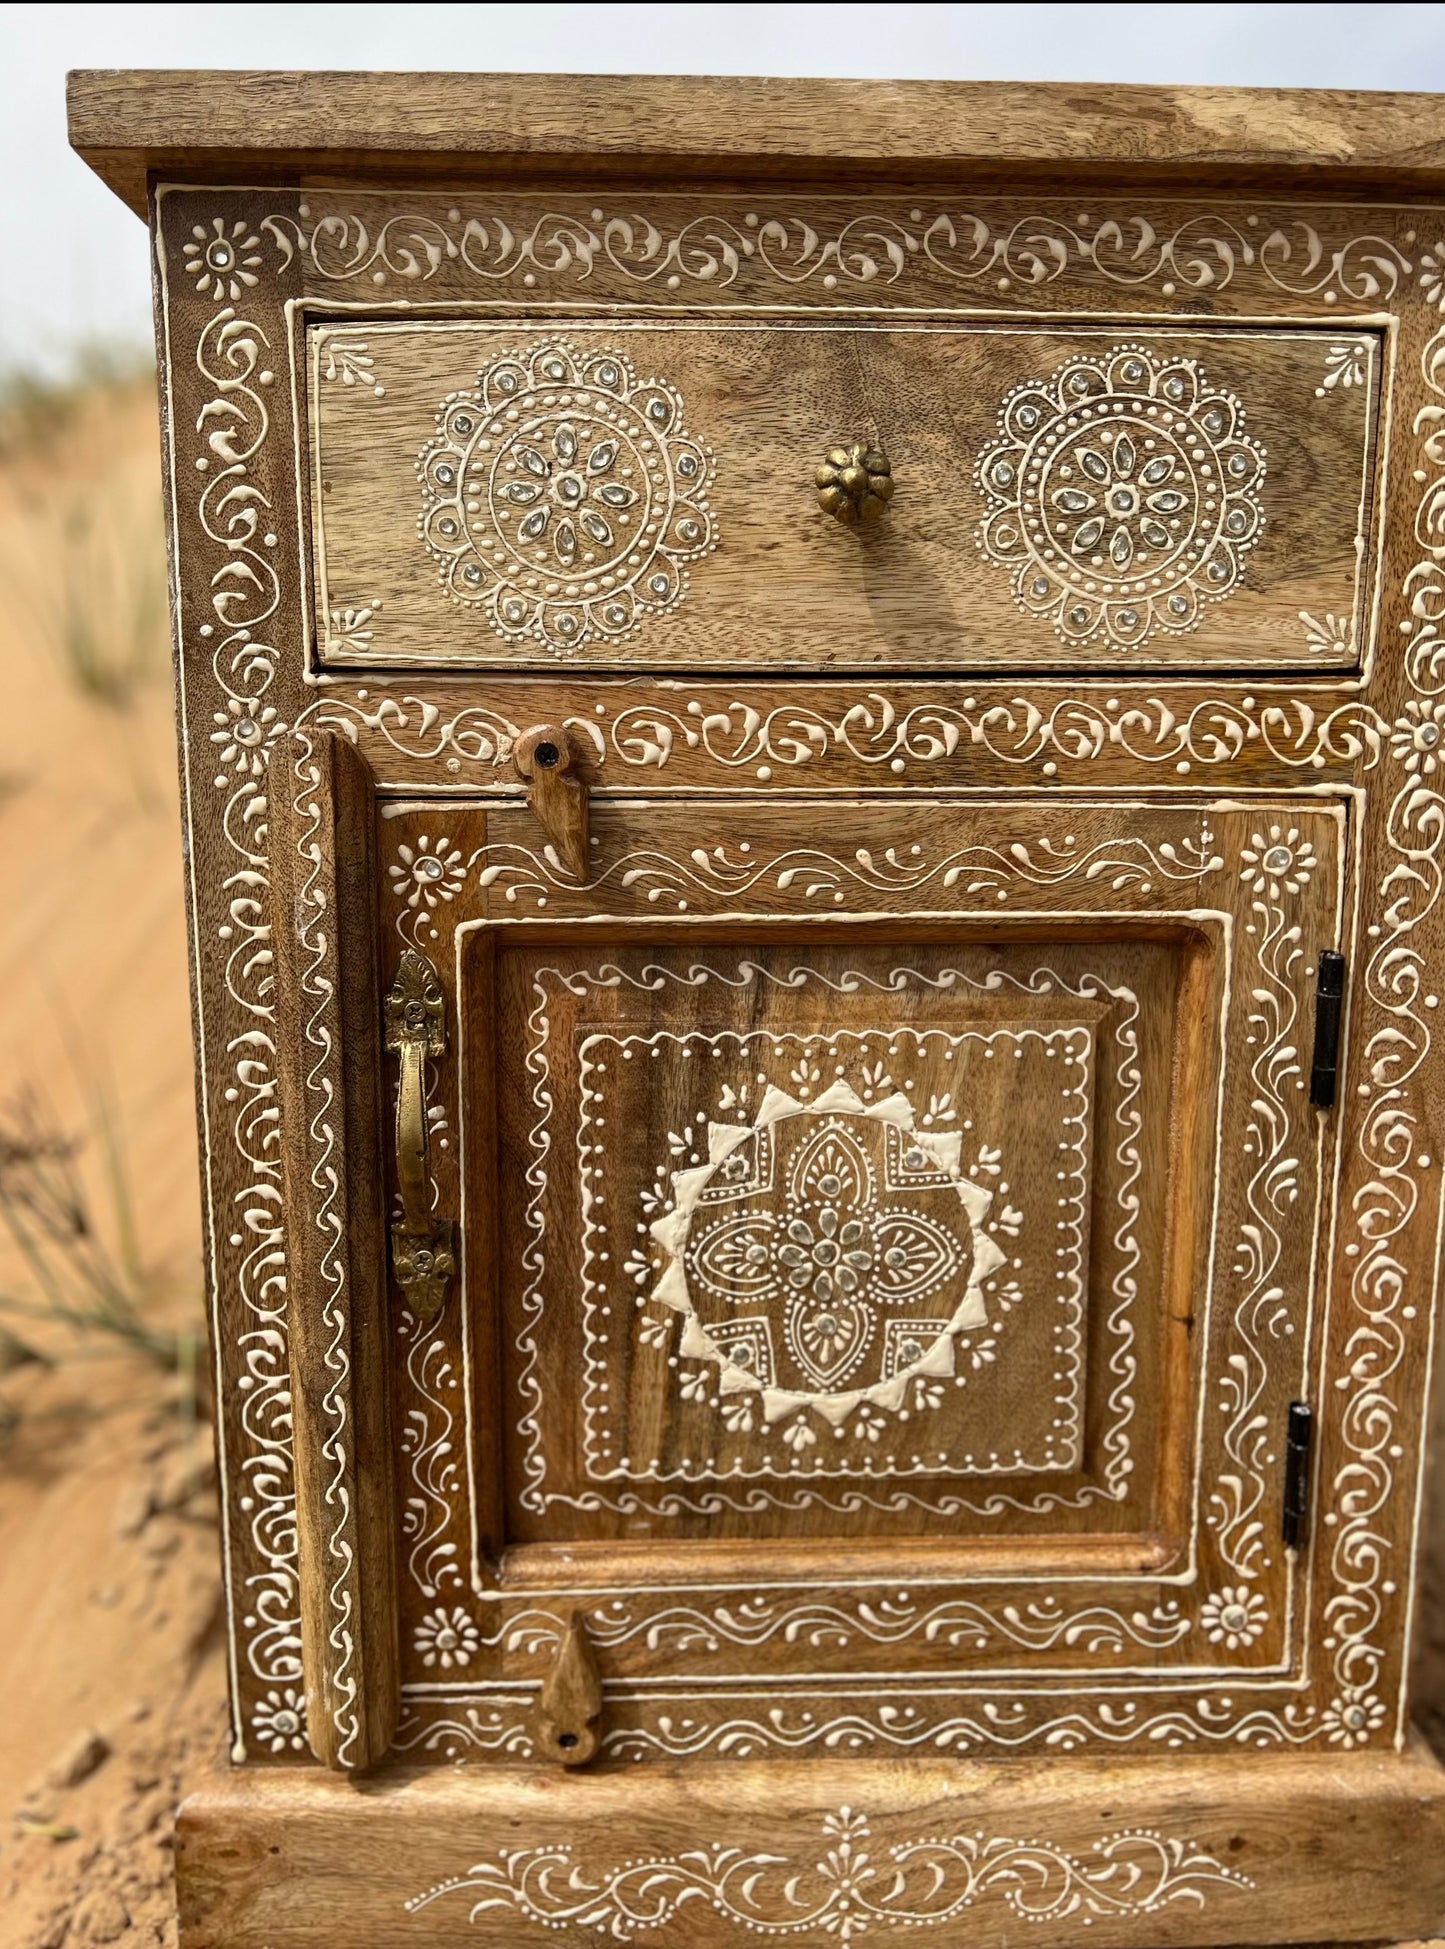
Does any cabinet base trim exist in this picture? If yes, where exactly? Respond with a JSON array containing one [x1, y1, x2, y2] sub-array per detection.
[[176, 1740, 1445, 1946]]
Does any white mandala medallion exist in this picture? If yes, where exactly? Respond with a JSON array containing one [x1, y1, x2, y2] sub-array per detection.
[[417, 339, 717, 657], [646, 1079, 1006, 1440], [975, 341, 1266, 651]]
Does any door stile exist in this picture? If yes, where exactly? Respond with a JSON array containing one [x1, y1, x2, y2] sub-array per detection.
[[269, 728, 399, 1769]]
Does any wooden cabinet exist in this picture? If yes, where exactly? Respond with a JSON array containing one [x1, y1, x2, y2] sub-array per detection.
[[69, 68, 1445, 1948]]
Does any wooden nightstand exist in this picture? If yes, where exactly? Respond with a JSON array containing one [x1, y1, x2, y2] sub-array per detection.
[[68, 68, 1445, 1947]]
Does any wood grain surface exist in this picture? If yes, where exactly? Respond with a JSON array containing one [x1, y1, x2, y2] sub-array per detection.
[[67, 70, 1445, 216], [174, 1744, 1445, 1948], [311, 320, 1378, 674]]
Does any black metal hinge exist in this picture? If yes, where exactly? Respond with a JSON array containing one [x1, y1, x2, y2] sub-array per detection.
[[1282, 1400, 1314, 1551], [1309, 950, 1347, 1109]]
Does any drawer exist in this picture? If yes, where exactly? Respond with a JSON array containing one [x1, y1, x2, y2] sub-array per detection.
[[308, 319, 1383, 675]]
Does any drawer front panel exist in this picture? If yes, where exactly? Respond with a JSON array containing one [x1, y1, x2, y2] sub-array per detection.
[[309, 320, 1382, 675]]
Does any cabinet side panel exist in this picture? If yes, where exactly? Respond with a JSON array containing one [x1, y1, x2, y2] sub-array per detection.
[[154, 184, 314, 1763]]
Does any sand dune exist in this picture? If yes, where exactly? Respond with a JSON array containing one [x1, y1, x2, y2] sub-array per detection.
[[0, 379, 221, 1949]]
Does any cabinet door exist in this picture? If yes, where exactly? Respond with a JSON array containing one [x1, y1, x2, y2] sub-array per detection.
[[306, 774, 1347, 1765]]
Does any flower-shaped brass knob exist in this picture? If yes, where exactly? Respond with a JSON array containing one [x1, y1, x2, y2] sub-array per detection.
[[816, 442, 894, 525]]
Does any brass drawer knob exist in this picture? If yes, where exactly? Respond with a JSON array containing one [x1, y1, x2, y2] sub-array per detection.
[[816, 442, 894, 525]]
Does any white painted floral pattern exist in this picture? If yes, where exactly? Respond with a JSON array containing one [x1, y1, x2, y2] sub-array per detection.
[[209, 696, 285, 783], [251, 1687, 307, 1755], [414, 1605, 481, 1671], [1322, 1692, 1388, 1748], [407, 1804, 1253, 1937], [976, 341, 1265, 652], [1299, 608, 1351, 657], [183, 217, 262, 301], [320, 335, 383, 395], [1200, 1586, 1269, 1650], [416, 338, 716, 657], [325, 604, 378, 655], [1315, 340, 1371, 394], [1239, 826, 1318, 896], [644, 1076, 1007, 1441], [1391, 700, 1445, 777], [390, 836, 466, 909]]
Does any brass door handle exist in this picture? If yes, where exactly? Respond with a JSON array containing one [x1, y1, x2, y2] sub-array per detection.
[[816, 441, 894, 525], [384, 948, 454, 1323]]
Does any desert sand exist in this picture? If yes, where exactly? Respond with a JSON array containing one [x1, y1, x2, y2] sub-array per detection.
[[0, 378, 222, 1948]]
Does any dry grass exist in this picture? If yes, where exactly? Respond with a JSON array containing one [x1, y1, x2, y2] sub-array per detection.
[[0, 361, 170, 809], [0, 367, 223, 1949], [0, 363, 203, 1437], [26, 486, 169, 712], [4, 475, 169, 723], [0, 1085, 207, 1471]]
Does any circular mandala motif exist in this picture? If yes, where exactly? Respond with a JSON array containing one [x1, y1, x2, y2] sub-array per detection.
[[645, 1077, 1007, 1438], [975, 342, 1266, 651], [417, 339, 716, 657]]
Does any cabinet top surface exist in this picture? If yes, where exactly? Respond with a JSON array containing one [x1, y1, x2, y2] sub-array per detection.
[[67, 68, 1445, 218]]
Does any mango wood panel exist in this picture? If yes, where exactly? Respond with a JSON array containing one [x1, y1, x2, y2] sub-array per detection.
[[310, 320, 1379, 674], [70, 71, 1445, 216], [174, 1746, 1445, 1948]]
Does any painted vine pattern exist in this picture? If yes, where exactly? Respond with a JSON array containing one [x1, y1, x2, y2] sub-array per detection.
[[1329, 315, 1445, 1738], [405, 1805, 1252, 1938], [202, 201, 1429, 306], [284, 725, 364, 1765], [190, 306, 301, 1754], [1208, 829, 1316, 1582], [316, 687, 1392, 787]]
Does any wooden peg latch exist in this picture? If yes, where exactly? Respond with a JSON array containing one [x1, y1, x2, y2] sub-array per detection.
[[537, 1611, 604, 1767], [514, 723, 590, 879]]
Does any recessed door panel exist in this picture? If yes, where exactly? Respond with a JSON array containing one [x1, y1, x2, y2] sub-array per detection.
[[492, 936, 1182, 1553]]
